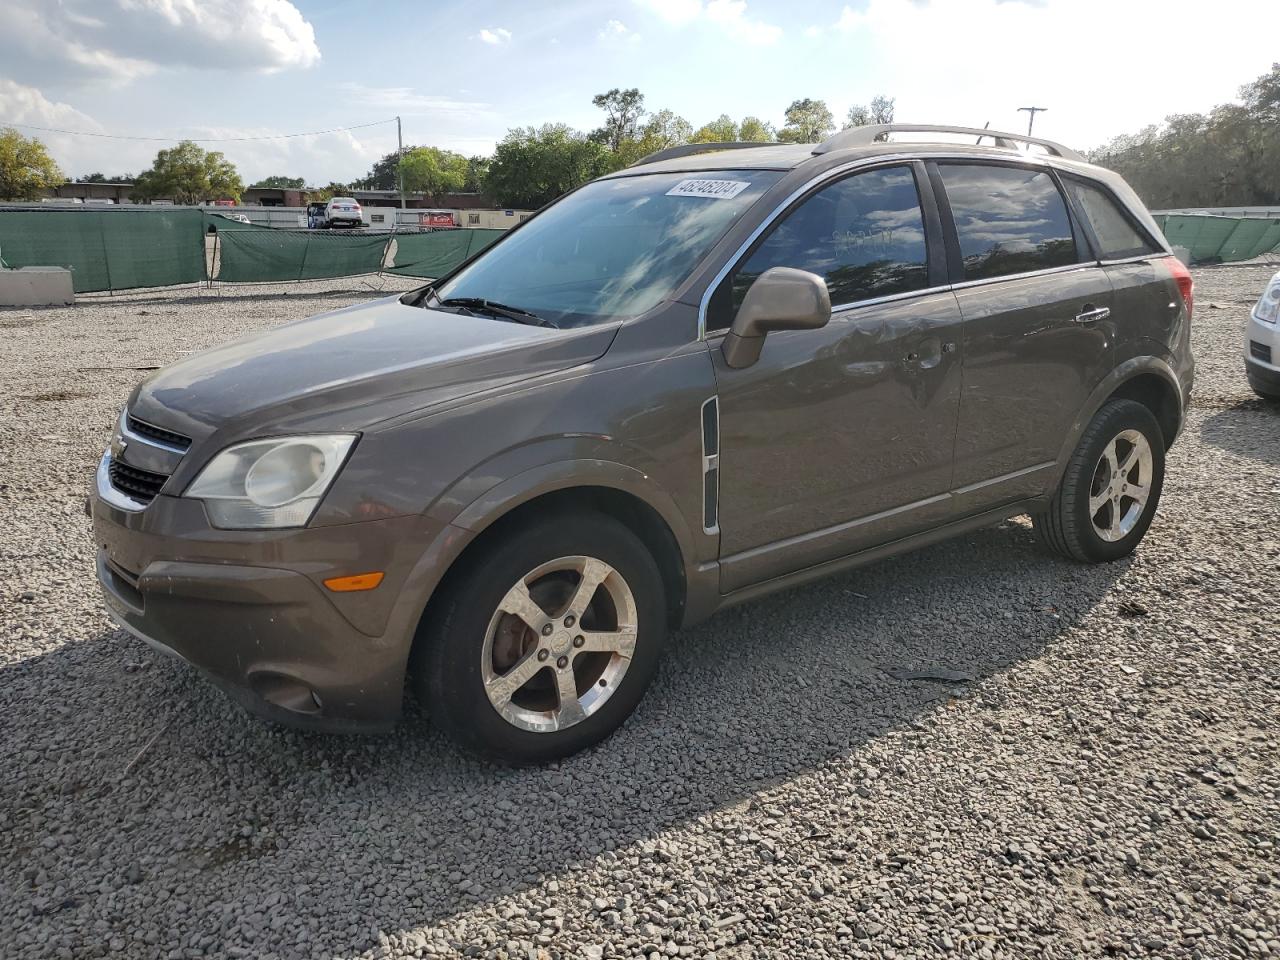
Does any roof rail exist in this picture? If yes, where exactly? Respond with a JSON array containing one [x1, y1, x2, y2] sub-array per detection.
[[813, 124, 1084, 162], [631, 141, 773, 167]]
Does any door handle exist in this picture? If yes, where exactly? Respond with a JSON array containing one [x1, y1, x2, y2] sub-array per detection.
[[1073, 305, 1111, 324]]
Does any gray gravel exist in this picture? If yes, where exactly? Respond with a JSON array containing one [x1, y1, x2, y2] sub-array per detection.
[[2, 269, 1278, 959]]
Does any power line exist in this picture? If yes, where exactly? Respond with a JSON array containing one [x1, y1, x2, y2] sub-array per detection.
[[0, 118, 398, 142]]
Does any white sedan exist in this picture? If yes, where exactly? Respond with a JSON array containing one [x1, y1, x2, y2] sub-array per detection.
[[1247, 270, 1280, 401]]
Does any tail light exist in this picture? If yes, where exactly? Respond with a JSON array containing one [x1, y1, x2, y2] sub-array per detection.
[[1166, 256, 1194, 318]]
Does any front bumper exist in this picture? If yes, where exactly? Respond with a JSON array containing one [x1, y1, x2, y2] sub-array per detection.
[[91, 457, 443, 732], [1246, 312, 1280, 397]]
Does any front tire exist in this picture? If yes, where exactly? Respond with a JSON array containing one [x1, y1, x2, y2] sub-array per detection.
[[1033, 399, 1165, 563], [414, 512, 667, 763]]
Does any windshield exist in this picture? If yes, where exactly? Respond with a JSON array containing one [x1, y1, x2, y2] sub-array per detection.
[[430, 169, 783, 328]]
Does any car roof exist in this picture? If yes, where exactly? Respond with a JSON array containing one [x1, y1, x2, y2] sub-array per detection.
[[610, 124, 1097, 178], [614, 141, 1101, 177]]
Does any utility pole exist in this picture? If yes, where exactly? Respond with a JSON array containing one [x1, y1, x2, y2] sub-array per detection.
[[396, 115, 406, 210], [1018, 106, 1047, 136]]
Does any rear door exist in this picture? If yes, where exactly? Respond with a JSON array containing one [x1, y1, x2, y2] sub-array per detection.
[[1059, 175, 1186, 382], [930, 161, 1115, 512]]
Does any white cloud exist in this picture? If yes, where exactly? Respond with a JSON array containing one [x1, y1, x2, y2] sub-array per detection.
[[0, 0, 320, 86], [338, 83, 489, 117], [477, 27, 513, 45], [635, 0, 781, 45], [811, 0, 1278, 151], [599, 19, 641, 42]]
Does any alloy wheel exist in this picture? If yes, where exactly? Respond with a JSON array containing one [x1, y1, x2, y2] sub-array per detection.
[[1088, 428, 1154, 543], [481, 556, 638, 733]]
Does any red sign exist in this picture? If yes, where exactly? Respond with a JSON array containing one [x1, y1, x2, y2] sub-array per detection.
[[419, 212, 456, 227]]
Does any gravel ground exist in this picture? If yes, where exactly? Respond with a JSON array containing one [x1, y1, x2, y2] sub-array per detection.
[[1, 268, 1278, 960]]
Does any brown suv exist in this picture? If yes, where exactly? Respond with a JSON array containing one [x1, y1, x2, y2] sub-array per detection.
[[92, 124, 1194, 762]]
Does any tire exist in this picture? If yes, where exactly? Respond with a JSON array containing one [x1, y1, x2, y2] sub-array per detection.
[[1032, 399, 1166, 563], [414, 512, 667, 763]]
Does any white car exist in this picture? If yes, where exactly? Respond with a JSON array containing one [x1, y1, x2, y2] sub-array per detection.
[[1247, 270, 1280, 401], [324, 197, 363, 228]]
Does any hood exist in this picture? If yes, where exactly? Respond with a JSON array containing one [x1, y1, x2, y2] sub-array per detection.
[[129, 295, 617, 440]]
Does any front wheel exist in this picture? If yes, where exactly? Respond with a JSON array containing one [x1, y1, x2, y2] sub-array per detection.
[[1033, 399, 1166, 563], [414, 512, 667, 763]]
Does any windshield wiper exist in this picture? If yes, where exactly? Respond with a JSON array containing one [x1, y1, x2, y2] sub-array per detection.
[[438, 297, 559, 328]]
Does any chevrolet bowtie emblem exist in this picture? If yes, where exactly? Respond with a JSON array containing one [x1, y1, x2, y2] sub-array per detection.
[[110, 434, 128, 459]]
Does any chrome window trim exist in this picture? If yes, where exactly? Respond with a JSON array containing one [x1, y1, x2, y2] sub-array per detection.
[[696, 149, 1078, 340], [948, 262, 1096, 293], [96, 452, 149, 512], [1097, 252, 1175, 267]]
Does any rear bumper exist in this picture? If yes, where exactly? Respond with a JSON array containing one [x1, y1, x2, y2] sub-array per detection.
[[91, 475, 446, 732]]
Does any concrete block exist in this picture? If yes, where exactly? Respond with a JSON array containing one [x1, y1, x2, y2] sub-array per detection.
[[0, 267, 75, 306]]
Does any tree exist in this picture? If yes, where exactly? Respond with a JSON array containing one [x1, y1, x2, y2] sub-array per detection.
[[606, 108, 692, 169], [591, 87, 646, 152], [0, 128, 63, 200], [464, 155, 489, 194], [356, 149, 408, 190], [778, 99, 835, 144], [306, 182, 351, 202], [1089, 63, 1280, 207], [80, 172, 136, 183], [398, 147, 468, 202], [251, 175, 305, 189], [690, 114, 739, 143], [484, 124, 612, 208], [869, 95, 895, 125], [844, 95, 895, 130], [131, 141, 244, 204], [738, 116, 776, 142]]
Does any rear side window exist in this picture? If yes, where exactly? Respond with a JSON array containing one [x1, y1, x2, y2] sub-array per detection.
[[723, 165, 930, 322], [937, 164, 1077, 281], [1064, 178, 1159, 260]]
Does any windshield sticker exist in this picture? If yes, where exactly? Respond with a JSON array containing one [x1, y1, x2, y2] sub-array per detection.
[[666, 179, 751, 200]]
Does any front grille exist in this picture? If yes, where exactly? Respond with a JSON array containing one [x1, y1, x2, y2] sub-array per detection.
[[108, 459, 169, 504], [127, 414, 191, 452]]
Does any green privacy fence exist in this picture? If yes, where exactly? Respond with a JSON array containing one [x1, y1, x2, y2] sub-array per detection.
[[212, 223, 505, 282], [1154, 214, 1280, 264], [0, 208, 506, 292], [213, 226, 391, 282], [383, 229, 503, 278], [0, 209, 206, 292]]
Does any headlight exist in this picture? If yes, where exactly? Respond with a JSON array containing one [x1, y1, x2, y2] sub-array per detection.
[[185, 435, 356, 529], [1255, 272, 1280, 325]]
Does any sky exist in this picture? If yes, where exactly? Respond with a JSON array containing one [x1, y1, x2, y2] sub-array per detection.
[[0, 0, 1276, 186]]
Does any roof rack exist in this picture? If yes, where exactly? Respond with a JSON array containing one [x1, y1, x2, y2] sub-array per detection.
[[631, 141, 775, 167], [813, 124, 1083, 162]]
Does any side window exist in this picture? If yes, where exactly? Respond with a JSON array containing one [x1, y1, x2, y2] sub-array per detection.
[[937, 164, 1078, 281], [1064, 178, 1159, 260], [712, 166, 930, 329]]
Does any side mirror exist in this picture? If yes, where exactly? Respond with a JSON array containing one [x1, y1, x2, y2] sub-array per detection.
[[721, 267, 831, 369]]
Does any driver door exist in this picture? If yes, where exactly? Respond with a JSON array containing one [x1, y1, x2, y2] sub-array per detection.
[[708, 163, 964, 592]]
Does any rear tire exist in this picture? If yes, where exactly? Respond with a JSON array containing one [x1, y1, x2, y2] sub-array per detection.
[[1033, 399, 1165, 563], [414, 512, 667, 764]]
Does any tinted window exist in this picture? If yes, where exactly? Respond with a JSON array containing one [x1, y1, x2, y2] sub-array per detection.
[[722, 166, 929, 323], [435, 169, 782, 328], [938, 164, 1077, 280], [1065, 178, 1158, 260]]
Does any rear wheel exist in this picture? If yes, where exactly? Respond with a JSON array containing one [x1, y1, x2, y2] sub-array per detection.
[[1033, 399, 1165, 562], [415, 513, 667, 763]]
